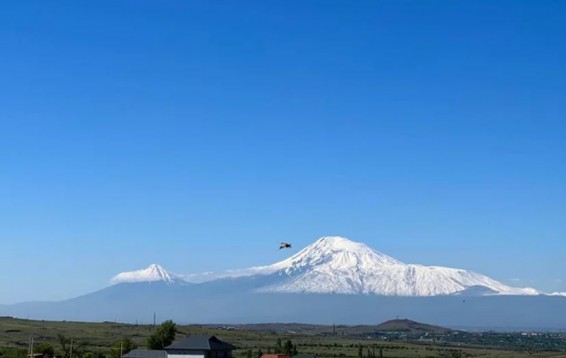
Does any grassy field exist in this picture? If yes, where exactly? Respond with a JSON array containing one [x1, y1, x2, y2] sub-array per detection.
[[0, 317, 564, 358]]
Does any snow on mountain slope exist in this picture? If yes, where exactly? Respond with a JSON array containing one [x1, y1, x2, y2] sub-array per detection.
[[252, 236, 539, 296], [110, 264, 181, 284], [181, 236, 401, 283], [111, 237, 540, 296]]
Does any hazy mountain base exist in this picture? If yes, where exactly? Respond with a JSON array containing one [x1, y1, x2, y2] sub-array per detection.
[[1, 282, 565, 330]]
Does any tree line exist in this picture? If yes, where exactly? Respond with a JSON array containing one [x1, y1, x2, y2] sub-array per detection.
[[245, 338, 298, 358], [11, 320, 178, 358]]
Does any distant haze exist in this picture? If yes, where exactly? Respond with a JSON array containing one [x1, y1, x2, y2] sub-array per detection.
[[2, 237, 565, 330]]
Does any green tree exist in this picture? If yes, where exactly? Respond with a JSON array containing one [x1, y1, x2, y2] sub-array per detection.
[[5, 348, 30, 358], [358, 345, 363, 358], [71, 342, 86, 358], [34, 343, 55, 358], [256, 349, 263, 358], [57, 334, 70, 358], [246, 349, 252, 358], [56, 334, 85, 358], [147, 320, 177, 350], [84, 352, 106, 358], [111, 337, 136, 358], [275, 339, 282, 353], [283, 341, 293, 356]]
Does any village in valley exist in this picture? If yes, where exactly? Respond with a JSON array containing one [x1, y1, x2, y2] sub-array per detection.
[[1, 317, 565, 358]]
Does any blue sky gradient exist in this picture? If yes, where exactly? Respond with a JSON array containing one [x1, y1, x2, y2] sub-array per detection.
[[1, 1, 565, 303]]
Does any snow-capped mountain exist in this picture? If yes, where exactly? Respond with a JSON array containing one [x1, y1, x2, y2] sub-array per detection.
[[113, 236, 539, 296], [111, 263, 181, 285], [2, 236, 564, 328], [248, 236, 539, 296]]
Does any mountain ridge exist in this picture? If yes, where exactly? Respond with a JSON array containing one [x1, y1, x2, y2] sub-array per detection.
[[2, 239, 564, 328], [111, 236, 540, 297]]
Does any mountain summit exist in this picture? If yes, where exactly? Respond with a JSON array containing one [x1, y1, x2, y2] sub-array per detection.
[[271, 236, 403, 271], [112, 236, 540, 296]]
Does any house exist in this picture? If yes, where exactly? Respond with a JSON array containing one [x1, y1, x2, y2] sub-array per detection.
[[123, 335, 236, 358], [165, 335, 237, 358]]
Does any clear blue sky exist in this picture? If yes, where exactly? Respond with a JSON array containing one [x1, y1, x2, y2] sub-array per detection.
[[1, 1, 565, 304]]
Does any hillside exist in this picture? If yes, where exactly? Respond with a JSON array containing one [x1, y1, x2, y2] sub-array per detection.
[[200, 320, 455, 336], [374, 319, 454, 334]]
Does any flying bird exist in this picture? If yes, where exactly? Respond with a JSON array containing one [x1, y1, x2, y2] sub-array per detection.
[[279, 242, 292, 250]]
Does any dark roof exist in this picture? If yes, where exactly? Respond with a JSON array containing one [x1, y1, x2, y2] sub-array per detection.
[[122, 350, 167, 358], [165, 335, 236, 351]]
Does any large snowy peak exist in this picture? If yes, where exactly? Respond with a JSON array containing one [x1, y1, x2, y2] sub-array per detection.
[[110, 264, 181, 285], [256, 236, 538, 296]]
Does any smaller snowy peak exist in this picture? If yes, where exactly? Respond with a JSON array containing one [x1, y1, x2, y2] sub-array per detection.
[[549, 292, 566, 297], [110, 264, 180, 285]]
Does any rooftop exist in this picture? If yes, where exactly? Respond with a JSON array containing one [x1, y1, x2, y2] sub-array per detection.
[[165, 335, 236, 351]]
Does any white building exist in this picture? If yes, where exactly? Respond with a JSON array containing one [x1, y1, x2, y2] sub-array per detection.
[[124, 335, 236, 358]]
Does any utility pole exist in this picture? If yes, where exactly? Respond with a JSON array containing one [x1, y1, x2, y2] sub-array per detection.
[[70, 338, 73, 358], [28, 336, 34, 358], [153, 313, 156, 326], [120, 339, 123, 358]]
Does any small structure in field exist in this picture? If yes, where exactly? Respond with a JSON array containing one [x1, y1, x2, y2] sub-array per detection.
[[123, 335, 236, 358], [165, 335, 237, 358]]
